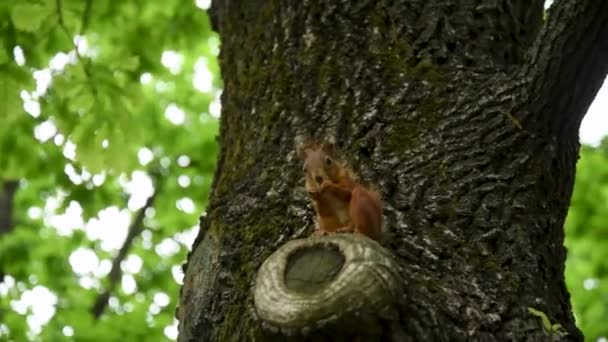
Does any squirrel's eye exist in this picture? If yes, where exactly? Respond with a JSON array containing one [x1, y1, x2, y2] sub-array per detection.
[[325, 157, 332, 165]]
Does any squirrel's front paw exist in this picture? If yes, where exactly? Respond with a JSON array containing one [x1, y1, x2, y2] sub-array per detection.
[[308, 191, 322, 201], [336, 226, 354, 233], [312, 229, 329, 236], [318, 181, 334, 192]]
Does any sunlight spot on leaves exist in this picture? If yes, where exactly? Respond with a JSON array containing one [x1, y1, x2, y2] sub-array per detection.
[[153, 292, 170, 307], [145, 207, 156, 218], [155, 80, 171, 93], [84, 206, 130, 251], [109, 296, 120, 310], [122, 255, 143, 274], [177, 155, 190, 167], [43, 194, 64, 213], [171, 265, 184, 285], [138, 147, 154, 166], [73, 35, 89, 56], [121, 275, 137, 295], [20, 90, 41, 117], [27, 207, 42, 220], [121, 171, 154, 211], [176, 197, 195, 214], [13, 46, 25, 66], [178, 175, 191, 188], [149, 303, 161, 315], [69, 248, 99, 275], [164, 319, 179, 340], [140, 72, 153, 84], [209, 89, 222, 118], [49, 52, 76, 72], [64, 164, 83, 185], [155, 238, 180, 258], [193, 57, 213, 93], [195, 0, 211, 10], [94, 259, 112, 278], [62, 326, 74, 337], [0, 276, 15, 296], [141, 230, 153, 250], [164, 103, 186, 125], [54, 133, 65, 146], [583, 278, 599, 290], [92, 173, 106, 186], [63, 139, 76, 160], [32, 69, 52, 96], [47, 200, 84, 236], [34, 120, 57, 142], [161, 50, 184, 75], [10, 286, 57, 334], [78, 276, 98, 290], [174, 226, 198, 249], [0, 324, 9, 337], [208, 36, 220, 56]]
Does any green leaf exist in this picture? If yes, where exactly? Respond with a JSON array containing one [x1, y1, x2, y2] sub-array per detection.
[[528, 307, 553, 332], [10, 3, 51, 32], [69, 91, 95, 113], [0, 73, 21, 115], [123, 56, 140, 71]]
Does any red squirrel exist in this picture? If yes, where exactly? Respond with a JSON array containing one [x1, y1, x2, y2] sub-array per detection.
[[297, 140, 383, 241]]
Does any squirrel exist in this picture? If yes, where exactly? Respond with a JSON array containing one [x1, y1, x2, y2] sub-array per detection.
[[297, 139, 383, 241]]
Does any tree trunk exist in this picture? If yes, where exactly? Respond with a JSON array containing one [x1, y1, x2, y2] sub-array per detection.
[[178, 0, 608, 341]]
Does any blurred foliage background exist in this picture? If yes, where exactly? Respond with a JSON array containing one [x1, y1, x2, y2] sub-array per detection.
[[1, 0, 219, 340], [565, 141, 608, 341], [0, 0, 606, 341]]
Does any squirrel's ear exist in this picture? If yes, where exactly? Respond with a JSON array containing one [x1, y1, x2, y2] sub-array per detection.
[[296, 143, 309, 160], [295, 135, 312, 160], [321, 136, 337, 155]]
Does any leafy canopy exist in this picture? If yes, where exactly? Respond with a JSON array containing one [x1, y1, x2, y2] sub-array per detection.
[[0, 0, 219, 340], [565, 140, 608, 341]]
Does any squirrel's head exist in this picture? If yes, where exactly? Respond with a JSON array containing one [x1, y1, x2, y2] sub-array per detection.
[[297, 140, 340, 187]]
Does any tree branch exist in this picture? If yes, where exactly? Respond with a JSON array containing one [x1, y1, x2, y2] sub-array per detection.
[[0, 180, 18, 236], [55, 0, 96, 95], [523, 0, 608, 135], [0, 180, 19, 282], [90, 193, 156, 319], [80, 0, 93, 36]]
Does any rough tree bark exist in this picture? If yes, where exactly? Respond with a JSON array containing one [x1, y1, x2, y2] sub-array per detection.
[[178, 0, 608, 341]]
